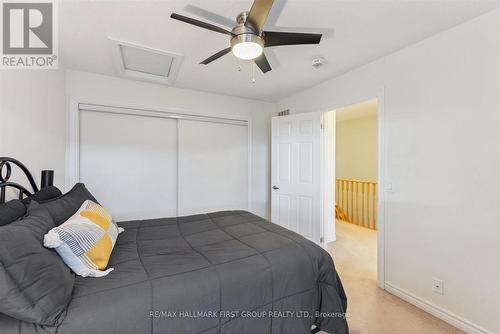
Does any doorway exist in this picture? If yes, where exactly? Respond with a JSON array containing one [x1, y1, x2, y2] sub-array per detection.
[[333, 98, 379, 278], [269, 92, 385, 287], [322, 94, 385, 288]]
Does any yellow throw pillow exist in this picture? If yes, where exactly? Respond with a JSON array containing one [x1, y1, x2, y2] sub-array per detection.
[[44, 200, 124, 277]]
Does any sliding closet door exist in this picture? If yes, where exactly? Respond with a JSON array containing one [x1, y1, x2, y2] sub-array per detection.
[[79, 110, 177, 221], [178, 120, 248, 216]]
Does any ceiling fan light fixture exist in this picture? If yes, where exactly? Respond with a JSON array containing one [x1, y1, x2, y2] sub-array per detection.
[[232, 42, 263, 60], [231, 34, 263, 60], [170, 1, 323, 73]]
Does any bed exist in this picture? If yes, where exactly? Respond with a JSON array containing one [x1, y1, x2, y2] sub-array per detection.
[[0, 157, 349, 334]]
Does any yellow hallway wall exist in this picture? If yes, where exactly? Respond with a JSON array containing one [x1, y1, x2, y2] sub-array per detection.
[[336, 103, 378, 182]]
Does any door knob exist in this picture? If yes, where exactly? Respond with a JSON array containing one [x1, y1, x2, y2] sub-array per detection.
[[272, 185, 279, 190]]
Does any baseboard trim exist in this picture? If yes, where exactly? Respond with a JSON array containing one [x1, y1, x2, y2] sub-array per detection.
[[385, 282, 493, 334]]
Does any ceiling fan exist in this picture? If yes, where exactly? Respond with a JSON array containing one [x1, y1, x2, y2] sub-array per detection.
[[170, 0, 322, 73]]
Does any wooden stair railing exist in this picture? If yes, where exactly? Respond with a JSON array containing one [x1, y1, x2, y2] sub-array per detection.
[[335, 178, 377, 230], [335, 204, 348, 222]]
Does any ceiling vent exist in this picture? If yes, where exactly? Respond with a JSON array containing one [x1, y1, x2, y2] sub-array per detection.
[[110, 38, 183, 85]]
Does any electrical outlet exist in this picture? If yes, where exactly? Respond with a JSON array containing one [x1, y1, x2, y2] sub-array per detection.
[[432, 278, 444, 295]]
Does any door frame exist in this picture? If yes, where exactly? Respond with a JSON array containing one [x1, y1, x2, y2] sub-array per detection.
[[66, 97, 253, 215], [320, 87, 386, 289]]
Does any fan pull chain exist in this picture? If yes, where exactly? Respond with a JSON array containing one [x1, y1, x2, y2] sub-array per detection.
[[252, 62, 256, 84]]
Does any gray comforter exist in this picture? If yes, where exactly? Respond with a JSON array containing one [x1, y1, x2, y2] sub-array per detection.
[[0, 211, 348, 334]]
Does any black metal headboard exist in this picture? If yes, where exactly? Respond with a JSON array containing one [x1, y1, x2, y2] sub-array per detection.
[[0, 157, 54, 204]]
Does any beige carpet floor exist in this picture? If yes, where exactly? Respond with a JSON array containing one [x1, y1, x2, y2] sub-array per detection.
[[321, 221, 464, 334]]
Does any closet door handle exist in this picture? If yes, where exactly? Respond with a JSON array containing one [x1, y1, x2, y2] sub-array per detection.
[[272, 185, 279, 190]]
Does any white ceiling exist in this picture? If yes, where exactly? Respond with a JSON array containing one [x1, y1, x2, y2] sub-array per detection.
[[59, 0, 500, 102]]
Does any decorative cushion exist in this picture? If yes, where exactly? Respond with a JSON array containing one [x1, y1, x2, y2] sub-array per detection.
[[0, 201, 74, 325], [22, 185, 63, 206], [0, 187, 63, 226], [0, 199, 26, 226], [40, 183, 98, 225], [44, 200, 124, 277]]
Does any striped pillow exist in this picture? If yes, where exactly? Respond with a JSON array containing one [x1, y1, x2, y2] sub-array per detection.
[[44, 200, 123, 277]]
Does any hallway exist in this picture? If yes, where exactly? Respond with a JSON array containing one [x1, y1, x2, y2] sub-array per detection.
[[326, 221, 463, 334]]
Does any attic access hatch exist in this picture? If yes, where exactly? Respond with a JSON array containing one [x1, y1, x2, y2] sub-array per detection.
[[110, 38, 183, 85]]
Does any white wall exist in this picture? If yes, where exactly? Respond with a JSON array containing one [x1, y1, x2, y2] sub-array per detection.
[[336, 113, 378, 181], [1, 69, 274, 219], [0, 70, 66, 192], [279, 8, 500, 334]]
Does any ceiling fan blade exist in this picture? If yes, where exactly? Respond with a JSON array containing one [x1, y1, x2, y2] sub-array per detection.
[[264, 31, 322, 47], [184, 5, 235, 28], [254, 53, 272, 73], [200, 47, 232, 65], [245, 0, 274, 33], [171, 13, 233, 36]]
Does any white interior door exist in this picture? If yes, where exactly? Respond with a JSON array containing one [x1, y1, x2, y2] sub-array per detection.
[[79, 110, 178, 221], [178, 119, 248, 216], [271, 112, 322, 245]]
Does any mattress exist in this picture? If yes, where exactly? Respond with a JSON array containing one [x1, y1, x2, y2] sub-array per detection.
[[0, 210, 348, 334]]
